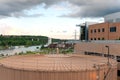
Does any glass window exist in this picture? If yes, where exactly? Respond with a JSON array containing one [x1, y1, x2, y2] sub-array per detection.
[[110, 27, 116, 32], [102, 37, 104, 40], [98, 38, 100, 40], [94, 29, 96, 33], [98, 29, 100, 32], [91, 30, 93, 33], [91, 38, 93, 40], [117, 70, 120, 76], [102, 28, 104, 32], [94, 38, 96, 40]]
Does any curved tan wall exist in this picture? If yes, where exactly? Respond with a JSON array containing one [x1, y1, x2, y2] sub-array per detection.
[[0, 64, 117, 80]]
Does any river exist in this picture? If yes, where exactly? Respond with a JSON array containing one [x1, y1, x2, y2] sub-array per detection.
[[0, 45, 41, 56]]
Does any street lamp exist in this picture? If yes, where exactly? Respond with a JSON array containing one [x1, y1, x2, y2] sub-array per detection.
[[105, 45, 110, 65]]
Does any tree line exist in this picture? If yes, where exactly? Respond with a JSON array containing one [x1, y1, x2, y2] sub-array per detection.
[[0, 35, 62, 46]]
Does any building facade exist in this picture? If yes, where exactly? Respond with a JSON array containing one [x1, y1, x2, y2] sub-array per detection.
[[76, 22, 97, 41], [88, 22, 120, 40]]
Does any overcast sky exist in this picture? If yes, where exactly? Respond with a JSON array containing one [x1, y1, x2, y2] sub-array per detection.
[[0, 0, 120, 39]]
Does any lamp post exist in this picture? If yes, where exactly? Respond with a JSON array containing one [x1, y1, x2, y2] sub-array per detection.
[[105, 45, 110, 65]]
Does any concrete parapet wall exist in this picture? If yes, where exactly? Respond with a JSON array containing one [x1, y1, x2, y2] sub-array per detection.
[[74, 42, 120, 79], [74, 42, 120, 56]]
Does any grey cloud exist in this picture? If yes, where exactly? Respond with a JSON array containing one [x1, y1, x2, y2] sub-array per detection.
[[11, 12, 43, 18], [0, 0, 120, 18], [0, 0, 61, 18], [63, 0, 120, 18]]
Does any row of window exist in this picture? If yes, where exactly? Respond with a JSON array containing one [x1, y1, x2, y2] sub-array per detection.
[[90, 28, 105, 33], [90, 26, 116, 33], [91, 37, 105, 40]]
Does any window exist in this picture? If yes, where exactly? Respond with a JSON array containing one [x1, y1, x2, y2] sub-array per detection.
[[94, 38, 96, 40], [102, 28, 104, 32], [91, 38, 93, 40], [94, 29, 96, 33], [98, 38, 100, 40], [90, 30, 93, 33], [118, 70, 120, 76], [117, 56, 120, 62], [110, 27, 116, 32], [98, 29, 100, 32], [91, 30, 93, 33], [102, 37, 104, 40]]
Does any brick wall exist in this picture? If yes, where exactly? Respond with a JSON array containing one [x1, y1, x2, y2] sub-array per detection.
[[89, 22, 120, 40]]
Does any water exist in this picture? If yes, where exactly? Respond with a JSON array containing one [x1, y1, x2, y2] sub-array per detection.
[[0, 45, 41, 56]]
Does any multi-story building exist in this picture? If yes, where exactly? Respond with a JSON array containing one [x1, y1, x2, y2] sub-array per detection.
[[88, 12, 120, 40], [88, 22, 120, 40], [76, 12, 120, 41]]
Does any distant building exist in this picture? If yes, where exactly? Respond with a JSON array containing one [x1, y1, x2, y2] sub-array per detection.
[[48, 42, 74, 49], [44, 37, 52, 47], [104, 12, 120, 23], [76, 12, 120, 40], [48, 37, 52, 45], [88, 22, 120, 40], [76, 22, 97, 41], [88, 12, 120, 40]]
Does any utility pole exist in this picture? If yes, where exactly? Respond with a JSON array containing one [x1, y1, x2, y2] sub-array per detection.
[[75, 30, 77, 40], [105, 45, 110, 65]]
